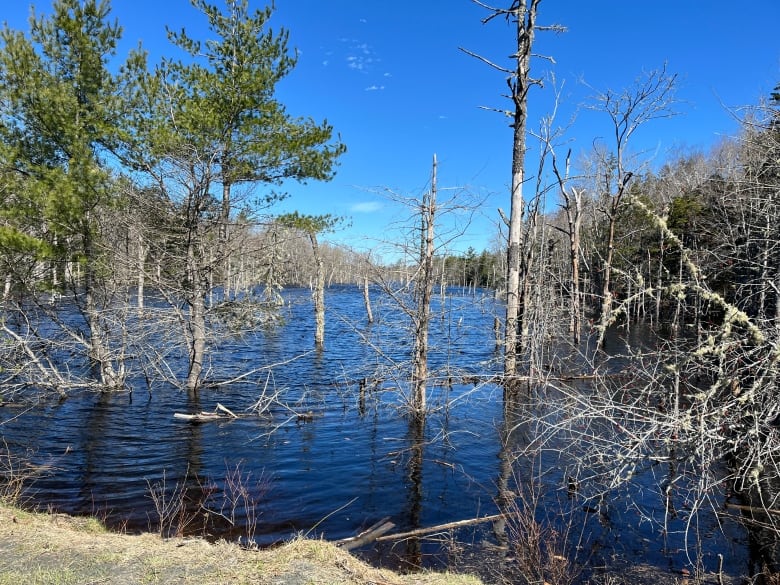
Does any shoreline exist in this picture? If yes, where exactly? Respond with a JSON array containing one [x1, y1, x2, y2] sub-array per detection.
[[0, 501, 483, 585]]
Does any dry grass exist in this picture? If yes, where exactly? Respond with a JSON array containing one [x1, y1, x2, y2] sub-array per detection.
[[0, 502, 483, 585]]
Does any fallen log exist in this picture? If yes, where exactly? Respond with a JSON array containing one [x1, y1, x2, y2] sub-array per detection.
[[174, 402, 240, 423], [335, 517, 396, 551], [173, 412, 226, 422], [374, 513, 504, 542]]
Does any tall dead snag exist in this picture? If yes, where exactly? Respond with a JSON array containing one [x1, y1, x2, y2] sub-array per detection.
[[372, 157, 477, 418], [411, 155, 438, 418], [276, 212, 343, 348], [551, 148, 584, 346], [462, 1, 562, 384]]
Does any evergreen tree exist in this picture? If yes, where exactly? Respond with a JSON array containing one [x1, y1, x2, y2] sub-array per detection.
[[0, 0, 143, 389], [126, 0, 346, 390]]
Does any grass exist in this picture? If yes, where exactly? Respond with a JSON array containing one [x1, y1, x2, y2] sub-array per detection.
[[0, 501, 484, 584]]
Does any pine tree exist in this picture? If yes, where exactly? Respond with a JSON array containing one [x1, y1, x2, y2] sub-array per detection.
[[0, 0, 142, 389], [126, 0, 346, 390]]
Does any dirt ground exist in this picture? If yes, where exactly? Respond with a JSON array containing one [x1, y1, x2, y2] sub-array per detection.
[[0, 502, 483, 585]]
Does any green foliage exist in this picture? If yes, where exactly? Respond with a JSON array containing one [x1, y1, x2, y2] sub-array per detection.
[[149, 0, 346, 192], [0, 0, 136, 269], [439, 248, 500, 289], [667, 193, 704, 237], [276, 211, 343, 235]]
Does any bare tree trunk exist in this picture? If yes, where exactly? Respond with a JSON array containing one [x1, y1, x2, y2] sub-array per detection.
[[561, 190, 583, 346], [462, 1, 548, 382], [137, 230, 146, 311], [186, 237, 206, 391], [503, 0, 541, 381], [759, 213, 771, 320], [309, 232, 325, 348], [654, 241, 663, 327], [552, 149, 583, 346], [220, 173, 232, 300], [411, 155, 437, 418], [363, 275, 374, 324], [186, 292, 206, 392], [83, 227, 123, 389]]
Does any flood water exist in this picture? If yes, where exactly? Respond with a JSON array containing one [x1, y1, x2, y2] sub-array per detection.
[[0, 286, 753, 582]]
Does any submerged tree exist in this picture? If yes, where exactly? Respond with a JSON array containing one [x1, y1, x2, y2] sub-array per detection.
[[124, 0, 345, 390], [463, 0, 563, 384], [410, 155, 438, 418], [0, 0, 144, 390], [276, 212, 344, 348]]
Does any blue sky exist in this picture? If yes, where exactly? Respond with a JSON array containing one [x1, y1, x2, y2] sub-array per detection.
[[3, 1, 779, 258]]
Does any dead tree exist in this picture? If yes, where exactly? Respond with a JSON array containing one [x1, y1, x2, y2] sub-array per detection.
[[551, 148, 584, 345], [462, 0, 564, 383], [411, 155, 438, 418], [588, 65, 677, 349], [369, 157, 479, 417], [276, 213, 344, 349]]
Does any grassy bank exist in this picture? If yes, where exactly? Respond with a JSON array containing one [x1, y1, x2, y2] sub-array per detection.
[[0, 502, 483, 585]]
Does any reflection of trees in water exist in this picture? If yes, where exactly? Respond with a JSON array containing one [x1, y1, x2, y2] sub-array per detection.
[[493, 387, 580, 585], [489, 363, 769, 582], [401, 416, 425, 572]]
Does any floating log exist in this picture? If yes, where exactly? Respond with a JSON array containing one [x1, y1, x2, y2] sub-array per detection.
[[174, 402, 240, 423], [173, 412, 226, 422]]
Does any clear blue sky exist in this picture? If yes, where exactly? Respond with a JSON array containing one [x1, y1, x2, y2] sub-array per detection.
[[3, 1, 779, 258]]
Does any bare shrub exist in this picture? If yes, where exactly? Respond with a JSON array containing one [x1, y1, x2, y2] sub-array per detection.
[[493, 457, 581, 585], [145, 468, 199, 538], [0, 438, 48, 505], [146, 462, 269, 546], [205, 461, 270, 547]]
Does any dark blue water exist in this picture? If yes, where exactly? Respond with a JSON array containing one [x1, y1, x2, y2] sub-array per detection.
[[0, 286, 751, 582]]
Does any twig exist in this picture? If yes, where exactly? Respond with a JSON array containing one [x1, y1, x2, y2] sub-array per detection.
[[304, 497, 358, 538]]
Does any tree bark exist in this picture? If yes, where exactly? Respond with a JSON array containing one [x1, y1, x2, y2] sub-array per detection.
[[83, 224, 123, 389], [309, 232, 325, 348], [503, 0, 540, 382], [136, 229, 146, 311], [411, 155, 437, 418], [363, 276, 374, 324], [185, 230, 207, 392]]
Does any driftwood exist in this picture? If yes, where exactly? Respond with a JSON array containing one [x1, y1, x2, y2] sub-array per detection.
[[372, 514, 504, 543], [173, 403, 320, 424], [334, 514, 506, 550], [376, 513, 503, 542], [173, 412, 225, 422], [334, 517, 396, 551], [174, 403, 239, 423]]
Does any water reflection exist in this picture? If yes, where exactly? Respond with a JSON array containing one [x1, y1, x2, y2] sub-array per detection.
[[0, 287, 757, 581], [402, 416, 425, 571]]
